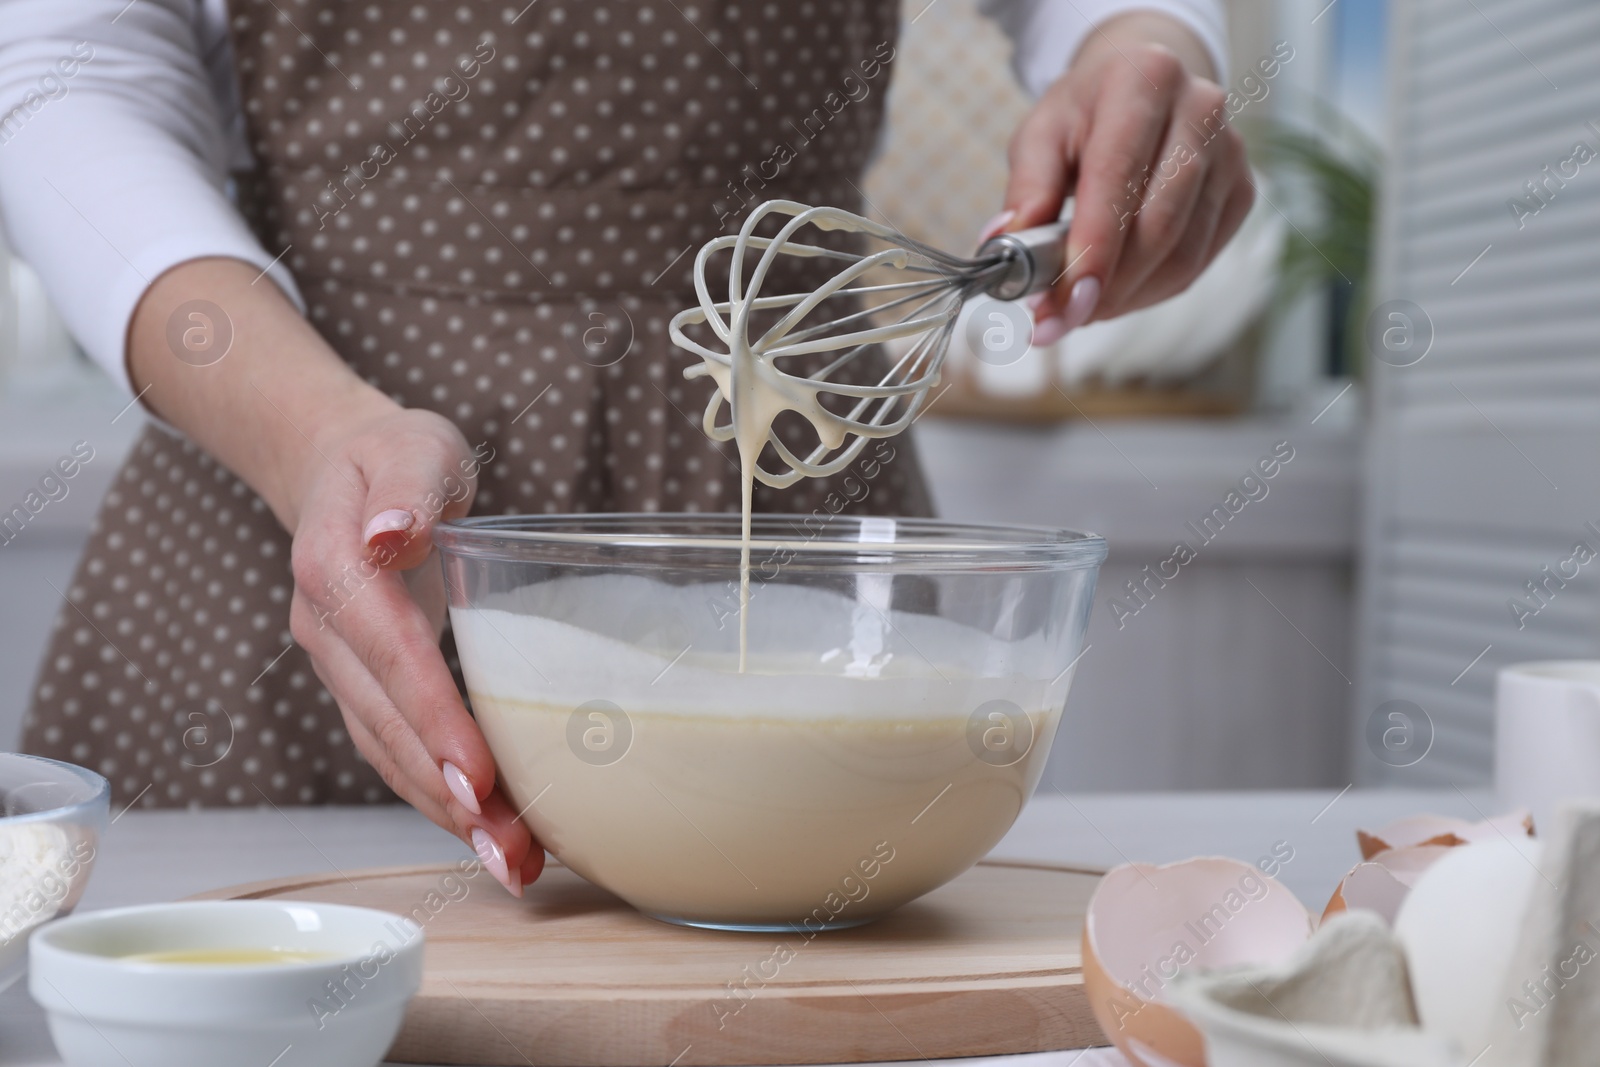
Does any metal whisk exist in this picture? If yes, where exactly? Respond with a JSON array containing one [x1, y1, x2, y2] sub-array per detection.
[[669, 199, 1072, 488]]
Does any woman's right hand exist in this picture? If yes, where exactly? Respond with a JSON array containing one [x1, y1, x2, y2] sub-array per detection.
[[126, 258, 539, 895], [284, 401, 543, 896]]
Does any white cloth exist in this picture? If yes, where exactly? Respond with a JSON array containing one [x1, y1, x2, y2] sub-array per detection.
[[980, 0, 1228, 97], [0, 0, 1226, 393]]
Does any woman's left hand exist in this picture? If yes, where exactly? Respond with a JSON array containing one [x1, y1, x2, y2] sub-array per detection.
[[992, 12, 1255, 345]]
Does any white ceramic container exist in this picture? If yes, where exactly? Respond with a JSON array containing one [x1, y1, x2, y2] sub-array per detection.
[[30, 900, 423, 1067]]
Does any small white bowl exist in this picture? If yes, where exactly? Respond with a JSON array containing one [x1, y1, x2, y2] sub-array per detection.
[[30, 900, 423, 1067]]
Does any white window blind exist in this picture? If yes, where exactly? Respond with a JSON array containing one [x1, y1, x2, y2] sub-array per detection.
[[1354, 0, 1600, 785]]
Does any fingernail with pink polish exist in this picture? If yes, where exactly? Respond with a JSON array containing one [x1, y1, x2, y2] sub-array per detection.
[[1032, 314, 1069, 347], [1061, 277, 1102, 332], [362, 508, 414, 545], [443, 761, 481, 815], [472, 827, 520, 898], [977, 209, 1016, 245]]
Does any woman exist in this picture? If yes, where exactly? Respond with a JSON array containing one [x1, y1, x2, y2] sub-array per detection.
[[0, 0, 1247, 896]]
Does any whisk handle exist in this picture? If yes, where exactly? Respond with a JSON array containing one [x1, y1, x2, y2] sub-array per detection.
[[976, 216, 1074, 302]]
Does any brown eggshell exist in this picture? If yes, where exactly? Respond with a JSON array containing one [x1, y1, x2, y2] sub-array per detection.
[[1322, 844, 1454, 924], [1356, 810, 1534, 859], [1084, 935, 1205, 1067], [1082, 858, 1314, 1067]]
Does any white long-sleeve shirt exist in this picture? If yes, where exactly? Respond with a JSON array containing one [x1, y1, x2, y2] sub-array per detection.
[[0, 0, 1225, 393]]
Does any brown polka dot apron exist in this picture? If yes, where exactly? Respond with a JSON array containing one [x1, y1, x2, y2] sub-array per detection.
[[23, 0, 932, 808]]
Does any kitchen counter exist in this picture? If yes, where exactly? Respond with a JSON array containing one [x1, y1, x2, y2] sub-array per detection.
[[0, 788, 1492, 1067], [915, 415, 1358, 560]]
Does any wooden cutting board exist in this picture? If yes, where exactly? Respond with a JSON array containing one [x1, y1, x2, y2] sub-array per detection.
[[199, 859, 1104, 1066]]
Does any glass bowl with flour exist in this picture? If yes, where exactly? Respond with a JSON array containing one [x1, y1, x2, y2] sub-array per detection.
[[0, 753, 108, 990], [436, 513, 1104, 931]]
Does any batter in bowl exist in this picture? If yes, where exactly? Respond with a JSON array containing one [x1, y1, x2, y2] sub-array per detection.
[[451, 574, 1066, 928]]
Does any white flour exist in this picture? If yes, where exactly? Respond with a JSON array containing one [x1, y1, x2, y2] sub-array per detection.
[[0, 821, 77, 976]]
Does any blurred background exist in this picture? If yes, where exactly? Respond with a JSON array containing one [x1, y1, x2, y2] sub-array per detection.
[[1, 0, 1595, 795]]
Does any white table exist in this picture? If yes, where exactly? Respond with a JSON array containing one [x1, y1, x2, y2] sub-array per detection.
[[0, 789, 1493, 1067]]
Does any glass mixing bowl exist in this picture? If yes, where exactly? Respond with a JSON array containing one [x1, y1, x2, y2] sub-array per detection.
[[435, 513, 1104, 931], [0, 753, 109, 990]]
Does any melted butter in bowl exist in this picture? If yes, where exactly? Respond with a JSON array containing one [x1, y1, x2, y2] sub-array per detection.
[[30, 900, 424, 1067]]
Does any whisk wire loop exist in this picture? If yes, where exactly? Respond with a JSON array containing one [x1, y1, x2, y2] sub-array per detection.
[[669, 199, 1069, 489]]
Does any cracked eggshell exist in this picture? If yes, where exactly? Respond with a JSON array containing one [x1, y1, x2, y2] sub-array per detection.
[[1082, 857, 1314, 1067], [1394, 837, 1544, 1060], [1356, 810, 1534, 860], [1322, 845, 1455, 925]]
